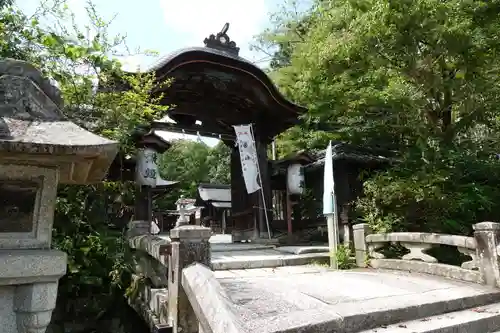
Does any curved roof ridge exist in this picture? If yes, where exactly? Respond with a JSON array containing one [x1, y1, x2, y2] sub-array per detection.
[[129, 47, 254, 74]]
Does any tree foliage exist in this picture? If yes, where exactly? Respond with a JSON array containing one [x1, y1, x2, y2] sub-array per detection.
[[7, 0, 500, 329], [264, 0, 500, 234], [2, 1, 168, 331], [2, 2, 231, 330], [158, 140, 231, 207]]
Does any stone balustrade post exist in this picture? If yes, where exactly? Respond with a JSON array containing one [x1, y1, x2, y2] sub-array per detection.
[[353, 223, 373, 268], [127, 220, 151, 238], [168, 225, 211, 333], [473, 222, 500, 287]]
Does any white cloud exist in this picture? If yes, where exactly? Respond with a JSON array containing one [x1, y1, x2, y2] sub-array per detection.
[[159, 0, 268, 61]]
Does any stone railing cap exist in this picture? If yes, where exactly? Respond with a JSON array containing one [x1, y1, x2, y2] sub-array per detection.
[[473, 222, 500, 231], [170, 225, 212, 240], [353, 223, 370, 230]]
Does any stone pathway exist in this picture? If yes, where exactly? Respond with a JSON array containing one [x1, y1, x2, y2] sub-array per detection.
[[210, 242, 329, 270], [210, 266, 500, 332], [160, 233, 330, 270], [359, 301, 500, 332]]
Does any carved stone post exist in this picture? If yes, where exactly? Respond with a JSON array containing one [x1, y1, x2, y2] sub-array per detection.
[[127, 220, 151, 238], [473, 222, 500, 287], [168, 225, 211, 333], [353, 223, 373, 268]]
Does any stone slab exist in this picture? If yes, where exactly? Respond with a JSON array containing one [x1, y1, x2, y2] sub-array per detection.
[[0, 249, 67, 285], [209, 234, 232, 243], [155, 234, 329, 270], [213, 265, 329, 279], [211, 243, 276, 252], [160, 233, 277, 250], [182, 263, 249, 333], [211, 249, 329, 270], [129, 234, 170, 264], [161, 233, 236, 244], [170, 225, 211, 240], [214, 268, 500, 332], [360, 302, 500, 332], [275, 245, 330, 255]]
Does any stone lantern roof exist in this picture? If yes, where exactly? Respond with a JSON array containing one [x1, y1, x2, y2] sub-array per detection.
[[0, 59, 118, 184]]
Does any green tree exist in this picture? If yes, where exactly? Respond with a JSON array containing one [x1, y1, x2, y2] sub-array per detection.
[[276, 0, 500, 148], [2, 1, 168, 331], [264, 0, 500, 234], [206, 141, 231, 184], [160, 140, 212, 198], [253, 0, 312, 71], [254, 0, 341, 158], [157, 140, 231, 209]]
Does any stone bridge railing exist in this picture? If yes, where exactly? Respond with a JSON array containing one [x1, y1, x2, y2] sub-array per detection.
[[128, 232, 170, 329], [353, 222, 500, 287], [129, 220, 500, 333], [128, 221, 235, 333]]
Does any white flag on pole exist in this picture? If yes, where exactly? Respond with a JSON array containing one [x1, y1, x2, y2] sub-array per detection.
[[323, 140, 339, 268], [323, 141, 336, 215], [233, 124, 261, 194]]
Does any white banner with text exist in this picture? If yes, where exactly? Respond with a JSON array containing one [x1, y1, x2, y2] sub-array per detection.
[[233, 124, 261, 194]]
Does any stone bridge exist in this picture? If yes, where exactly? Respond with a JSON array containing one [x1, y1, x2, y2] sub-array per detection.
[[4, 57, 500, 333], [128, 221, 500, 333]]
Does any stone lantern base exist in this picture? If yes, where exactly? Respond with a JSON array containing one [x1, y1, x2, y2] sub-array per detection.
[[0, 250, 67, 332]]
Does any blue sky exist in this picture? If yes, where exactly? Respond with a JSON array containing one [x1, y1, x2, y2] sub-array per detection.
[[19, 0, 279, 69], [18, 0, 284, 146]]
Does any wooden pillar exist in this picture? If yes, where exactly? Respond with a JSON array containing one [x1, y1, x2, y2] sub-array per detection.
[[285, 187, 293, 236], [255, 140, 273, 238], [292, 200, 302, 227], [134, 186, 151, 221], [228, 137, 272, 240], [230, 147, 244, 213], [334, 162, 351, 247], [229, 146, 256, 240]]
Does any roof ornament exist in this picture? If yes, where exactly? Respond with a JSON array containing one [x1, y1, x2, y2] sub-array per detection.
[[204, 23, 240, 56]]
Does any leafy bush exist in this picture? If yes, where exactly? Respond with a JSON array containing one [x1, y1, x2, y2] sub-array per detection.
[[0, 1, 169, 331], [357, 144, 500, 235], [335, 245, 355, 269]]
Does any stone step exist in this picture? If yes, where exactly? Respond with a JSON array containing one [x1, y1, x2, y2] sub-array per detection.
[[360, 302, 500, 333], [210, 243, 275, 252], [211, 252, 329, 270]]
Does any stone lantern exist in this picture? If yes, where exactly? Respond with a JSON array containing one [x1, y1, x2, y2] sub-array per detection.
[[0, 59, 118, 333], [175, 196, 196, 227]]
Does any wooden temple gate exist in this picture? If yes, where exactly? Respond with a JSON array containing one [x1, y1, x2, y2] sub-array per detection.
[[108, 23, 307, 241], [105, 24, 396, 243]]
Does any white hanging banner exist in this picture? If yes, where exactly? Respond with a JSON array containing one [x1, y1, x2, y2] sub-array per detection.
[[136, 148, 158, 187], [233, 124, 261, 194]]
